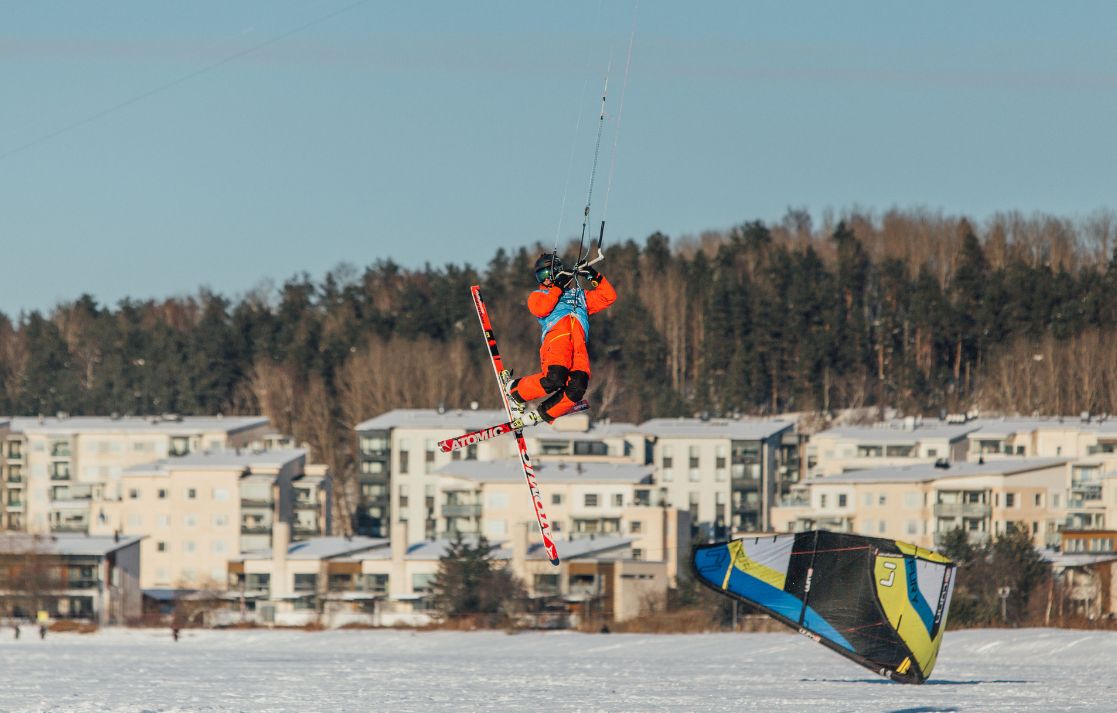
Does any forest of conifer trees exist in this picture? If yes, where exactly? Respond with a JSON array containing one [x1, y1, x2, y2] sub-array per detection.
[[2, 207, 1117, 515]]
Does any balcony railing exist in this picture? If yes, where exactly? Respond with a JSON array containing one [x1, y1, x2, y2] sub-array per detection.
[[52, 522, 89, 533], [239, 498, 274, 509], [443, 503, 482, 518], [934, 502, 991, 519], [934, 530, 990, 547], [240, 525, 271, 535]]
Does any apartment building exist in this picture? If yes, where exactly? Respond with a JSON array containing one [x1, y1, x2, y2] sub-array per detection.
[[806, 420, 979, 478], [0, 532, 143, 625], [773, 457, 1070, 549], [639, 418, 793, 535], [965, 416, 1117, 461], [0, 415, 269, 534], [87, 449, 329, 589], [354, 408, 518, 540], [435, 458, 688, 580], [229, 523, 666, 627]]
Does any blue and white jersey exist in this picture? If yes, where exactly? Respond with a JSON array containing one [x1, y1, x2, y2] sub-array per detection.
[[536, 286, 589, 343]]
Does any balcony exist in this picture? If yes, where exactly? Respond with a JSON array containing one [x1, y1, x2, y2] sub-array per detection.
[[934, 502, 992, 519], [239, 497, 274, 509], [294, 523, 319, 536], [52, 522, 89, 533], [1069, 483, 1103, 501], [240, 524, 271, 535], [5, 500, 24, 511], [934, 530, 990, 547], [443, 503, 482, 518]]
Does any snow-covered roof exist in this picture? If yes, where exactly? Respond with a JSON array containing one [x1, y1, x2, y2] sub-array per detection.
[[437, 459, 653, 484], [355, 408, 506, 432], [969, 417, 1117, 438], [232, 536, 387, 562], [123, 448, 307, 476], [4, 415, 268, 436], [1041, 550, 1117, 568], [814, 422, 980, 444], [812, 457, 1070, 485], [0, 533, 143, 557], [530, 420, 640, 441], [637, 418, 792, 441]]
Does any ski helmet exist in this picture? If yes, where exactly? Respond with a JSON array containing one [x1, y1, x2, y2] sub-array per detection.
[[534, 253, 565, 284]]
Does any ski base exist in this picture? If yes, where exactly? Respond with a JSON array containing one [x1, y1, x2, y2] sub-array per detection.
[[438, 400, 590, 453]]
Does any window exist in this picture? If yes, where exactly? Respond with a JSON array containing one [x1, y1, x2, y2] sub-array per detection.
[[128, 488, 139, 500], [716, 445, 728, 469], [632, 548, 644, 561], [574, 441, 608, 456], [213, 515, 228, 527], [879, 521, 887, 534], [584, 493, 599, 507], [612, 493, 623, 507], [820, 494, 828, 508], [688, 468, 701, 482], [157, 515, 170, 528], [294, 573, 317, 592], [156, 541, 167, 552], [187, 488, 197, 499], [412, 573, 435, 593], [1054, 494, 1061, 508], [157, 488, 168, 499], [1005, 493, 1016, 508], [212, 540, 226, 554], [184, 514, 197, 527], [170, 436, 190, 457], [399, 485, 409, 509], [689, 445, 700, 469], [1034, 493, 1043, 507], [184, 541, 195, 554], [838, 494, 847, 508], [425, 440, 436, 464], [907, 521, 918, 535], [878, 494, 887, 506], [863, 493, 872, 506], [551, 493, 563, 506], [905, 492, 920, 508], [399, 450, 410, 474], [927, 449, 937, 457], [485, 520, 507, 536], [213, 488, 229, 501], [662, 468, 673, 482], [127, 514, 142, 527], [630, 520, 643, 534], [662, 445, 674, 469]]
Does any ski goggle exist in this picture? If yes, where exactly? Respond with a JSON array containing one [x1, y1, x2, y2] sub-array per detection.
[[535, 262, 564, 284]]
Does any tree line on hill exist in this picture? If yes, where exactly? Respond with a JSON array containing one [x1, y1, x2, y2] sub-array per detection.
[[2, 207, 1117, 529]]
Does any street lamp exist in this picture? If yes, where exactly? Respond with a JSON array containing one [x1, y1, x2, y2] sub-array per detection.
[[998, 586, 1011, 624]]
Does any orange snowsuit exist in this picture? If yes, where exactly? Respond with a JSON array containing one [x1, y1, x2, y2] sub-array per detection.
[[510, 274, 617, 421]]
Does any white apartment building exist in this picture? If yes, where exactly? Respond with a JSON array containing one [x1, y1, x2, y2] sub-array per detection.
[[806, 420, 979, 477], [772, 457, 1070, 549], [87, 449, 329, 589], [639, 418, 793, 535], [0, 415, 269, 534], [434, 458, 688, 580]]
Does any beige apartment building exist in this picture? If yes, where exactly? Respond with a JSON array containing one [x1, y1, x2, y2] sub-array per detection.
[[230, 522, 666, 627], [806, 420, 978, 478], [640, 418, 794, 535], [435, 458, 688, 580], [88, 449, 329, 589], [353, 407, 645, 542], [773, 457, 1070, 549], [0, 415, 270, 534]]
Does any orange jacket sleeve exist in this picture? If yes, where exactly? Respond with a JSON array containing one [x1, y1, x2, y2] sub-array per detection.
[[585, 275, 617, 315], [527, 286, 562, 318]]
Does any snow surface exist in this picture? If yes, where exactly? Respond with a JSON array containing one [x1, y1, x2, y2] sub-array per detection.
[[2, 627, 1116, 712]]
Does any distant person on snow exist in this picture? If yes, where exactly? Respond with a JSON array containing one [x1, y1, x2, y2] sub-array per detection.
[[506, 253, 616, 423]]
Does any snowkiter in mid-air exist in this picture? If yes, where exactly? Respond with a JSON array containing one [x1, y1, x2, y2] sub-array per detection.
[[506, 252, 616, 423]]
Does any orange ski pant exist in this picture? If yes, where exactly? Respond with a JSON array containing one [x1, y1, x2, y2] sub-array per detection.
[[512, 316, 590, 420]]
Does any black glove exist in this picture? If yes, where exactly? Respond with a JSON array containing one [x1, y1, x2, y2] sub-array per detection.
[[553, 271, 574, 289], [578, 265, 603, 285]]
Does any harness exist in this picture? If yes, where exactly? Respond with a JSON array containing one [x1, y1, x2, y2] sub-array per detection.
[[536, 287, 589, 343]]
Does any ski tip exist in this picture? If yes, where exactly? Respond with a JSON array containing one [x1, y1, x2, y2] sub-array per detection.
[[549, 557, 561, 567]]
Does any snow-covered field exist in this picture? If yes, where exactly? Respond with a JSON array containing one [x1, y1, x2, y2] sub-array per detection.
[[2, 627, 1115, 712]]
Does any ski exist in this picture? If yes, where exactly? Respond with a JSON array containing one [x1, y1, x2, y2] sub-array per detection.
[[437, 400, 589, 453], [469, 285, 561, 565]]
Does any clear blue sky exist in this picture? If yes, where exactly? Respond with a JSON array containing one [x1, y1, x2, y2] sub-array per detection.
[[3, 1, 1117, 316]]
